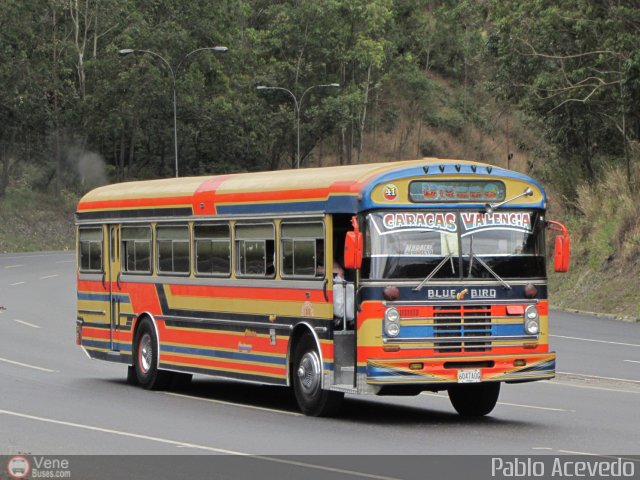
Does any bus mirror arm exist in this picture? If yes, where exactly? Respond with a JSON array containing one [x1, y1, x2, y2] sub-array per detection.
[[117, 272, 122, 290], [101, 272, 106, 290], [485, 188, 533, 214]]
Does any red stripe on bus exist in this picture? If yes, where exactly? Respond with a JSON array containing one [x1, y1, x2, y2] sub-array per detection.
[[77, 195, 194, 211], [160, 354, 286, 376], [193, 175, 235, 215], [168, 284, 329, 303], [161, 331, 289, 354], [356, 345, 550, 362]]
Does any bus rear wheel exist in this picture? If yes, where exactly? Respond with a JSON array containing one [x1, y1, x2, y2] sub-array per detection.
[[293, 334, 344, 417], [133, 318, 172, 390], [447, 382, 500, 417]]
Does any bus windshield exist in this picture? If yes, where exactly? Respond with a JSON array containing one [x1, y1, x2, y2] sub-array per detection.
[[362, 210, 546, 280]]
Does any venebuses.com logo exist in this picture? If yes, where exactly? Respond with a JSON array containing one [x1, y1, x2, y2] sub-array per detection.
[[6, 456, 71, 479], [7, 456, 30, 479]]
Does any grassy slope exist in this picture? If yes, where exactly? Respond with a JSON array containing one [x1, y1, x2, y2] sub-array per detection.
[[0, 190, 76, 253]]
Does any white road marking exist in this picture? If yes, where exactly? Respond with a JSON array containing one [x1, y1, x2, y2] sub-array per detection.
[[624, 360, 640, 364], [421, 392, 572, 412], [0, 357, 55, 373], [532, 447, 553, 451], [39, 274, 59, 280], [558, 371, 640, 385], [0, 409, 400, 480], [557, 449, 601, 456], [550, 334, 640, 348], [547, 380, 639, 394], [13, 319, 41, 329], [9, 282, 25, 286], [4, 265, 24, 269], [496, 401, 574, 412], [163, 391, 303, 417]]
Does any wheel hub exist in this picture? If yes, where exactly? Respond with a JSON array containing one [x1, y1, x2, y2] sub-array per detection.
[[297, 351, 321, 393], [138, 333, 153, 374]]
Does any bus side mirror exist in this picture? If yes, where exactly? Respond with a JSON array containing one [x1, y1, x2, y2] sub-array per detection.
[[344, 216, 363, 270], [548, 221, 570, 273]]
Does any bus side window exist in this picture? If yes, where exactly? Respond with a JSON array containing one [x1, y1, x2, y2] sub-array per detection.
[[281, 222, 324, 278], [156, 224, 190, 275], [78, 227, 103, 273], [235, 223, 275, 278], [121, 226, 152, 274], [194, 223, 231, 276]]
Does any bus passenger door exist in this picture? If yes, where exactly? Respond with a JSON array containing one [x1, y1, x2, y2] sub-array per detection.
[[106, 224, 122, 351]]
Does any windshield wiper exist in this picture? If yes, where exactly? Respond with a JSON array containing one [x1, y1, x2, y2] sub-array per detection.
[[485, 188, 533, 214], [413, 254, 455, 291], [467, 236, 512, 290], [413, 238, 456, 292]]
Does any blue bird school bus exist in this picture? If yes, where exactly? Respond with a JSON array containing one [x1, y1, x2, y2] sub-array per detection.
[[76, 158, 570, 416]]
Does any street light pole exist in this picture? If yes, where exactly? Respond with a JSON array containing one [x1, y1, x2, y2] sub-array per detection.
[[118, 46, 228, 177], [257, 83, 340, 169]]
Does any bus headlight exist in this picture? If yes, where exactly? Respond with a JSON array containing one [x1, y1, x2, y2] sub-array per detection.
[[524, 305, 539, 335], [384, 307, 401, 337]]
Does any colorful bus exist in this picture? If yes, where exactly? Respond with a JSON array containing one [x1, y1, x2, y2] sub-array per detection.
[[75, 158, 570, 417]]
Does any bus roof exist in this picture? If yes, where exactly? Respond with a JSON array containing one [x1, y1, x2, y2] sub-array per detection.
[[76, 158, 547, 221]]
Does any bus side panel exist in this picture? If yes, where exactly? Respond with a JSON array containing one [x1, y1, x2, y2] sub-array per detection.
[[116, 280, 333, 386]]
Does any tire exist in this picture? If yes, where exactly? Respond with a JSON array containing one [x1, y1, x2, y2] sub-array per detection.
[[448, 382, 500, 417], [293, 334, 344, 417], [133, 318, 172, 390]]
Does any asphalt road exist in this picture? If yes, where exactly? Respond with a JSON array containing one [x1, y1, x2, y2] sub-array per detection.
[[1, 252, 639, 477]]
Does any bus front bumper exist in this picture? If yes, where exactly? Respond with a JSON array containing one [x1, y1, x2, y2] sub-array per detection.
[[366, 352, 556, 385]]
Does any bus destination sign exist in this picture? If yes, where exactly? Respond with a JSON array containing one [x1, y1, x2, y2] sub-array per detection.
[[409, 180, 506, 203]]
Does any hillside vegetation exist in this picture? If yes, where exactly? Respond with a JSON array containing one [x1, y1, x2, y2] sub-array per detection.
[[1, 1, 639, 318]]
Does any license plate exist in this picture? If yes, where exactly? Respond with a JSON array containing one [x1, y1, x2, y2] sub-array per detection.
[[457, 369, 482, 383]]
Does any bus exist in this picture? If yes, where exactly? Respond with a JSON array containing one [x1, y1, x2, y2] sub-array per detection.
[[75, 158, 570, 417]]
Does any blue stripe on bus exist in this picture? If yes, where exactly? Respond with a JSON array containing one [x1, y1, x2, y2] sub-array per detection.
[[83, 339, 132, 352], [215, 196, 361, 215], [78, 292, 130, 303], [396, 323, 526, 338], [160, 344, 287, 366]]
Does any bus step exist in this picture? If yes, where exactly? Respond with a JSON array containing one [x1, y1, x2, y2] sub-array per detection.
[[329, 384, 358, 394]]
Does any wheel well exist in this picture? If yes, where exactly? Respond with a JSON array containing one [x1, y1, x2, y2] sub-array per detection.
[[287, 324, 321, 387]]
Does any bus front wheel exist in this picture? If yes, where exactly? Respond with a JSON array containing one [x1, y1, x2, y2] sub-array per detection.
[[447, 382, 500, 417], [293, 335, 344, 417]]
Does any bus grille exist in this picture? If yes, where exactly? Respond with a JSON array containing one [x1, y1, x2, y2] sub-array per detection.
[[433, 305, 492, 353]]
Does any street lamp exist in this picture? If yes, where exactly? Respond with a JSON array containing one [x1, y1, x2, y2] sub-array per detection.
[[257, 83, 340, 168], [118, 46, 228, 177]]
